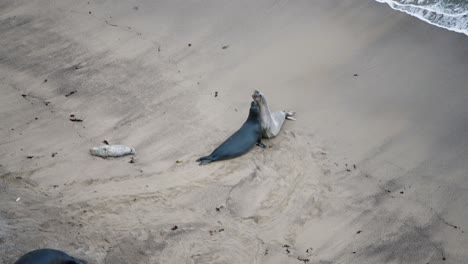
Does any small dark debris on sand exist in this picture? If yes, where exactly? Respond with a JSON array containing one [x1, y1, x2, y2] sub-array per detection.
[[44, 101, 50, 106], [353, 73, 359, 77], [214, 91, 218, 97], [400, 191, 404, 194], [353, 164, 357, 169], [352, 251, 356, 254], [356, 230, 362, 234], [69, 114, 83, 122], [133, 6, 139, 10], [188, 43, 192, 47], [222, 45, 229, 49], [216, 205, 224, 212], [385, 189, 391, 193], [176, 160, 182, 164], [102, 140, 109, 145], [43, 79, 48, 83], [15, 176, 22, 180], [51, 152, 58, 158], [264, 249, 269, 256], [27, 156, 34, 159], [129, 157, 135, 164], [35, 117, 38, 120], [171, 225, 178, 231], [209, 228, 225, 235], [53, 185, 59, 188], [346, 169, 351, 172], [89, 11, 92, 14], [21, 94, 27, 98], [65, 91, 77, 97], [234, 108, 237, 112], [283, 244, 291, 254], [297, 257, 310, 263]]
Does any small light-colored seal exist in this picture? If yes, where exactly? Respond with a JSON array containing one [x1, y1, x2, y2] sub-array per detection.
[[252, 90, 295, 138], [14, 248, 87, 264], [90, 145, 135, 158], [196, 101, 265, 165]]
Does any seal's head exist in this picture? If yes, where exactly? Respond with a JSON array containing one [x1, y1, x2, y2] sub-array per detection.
[[250, 101, 259, 114], [252, 90, 266, 106], [248, 101, 259, 120]]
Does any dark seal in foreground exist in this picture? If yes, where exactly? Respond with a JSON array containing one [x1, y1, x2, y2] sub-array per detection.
[[196, 101, 265, 165], [14, 249, 87, 264]]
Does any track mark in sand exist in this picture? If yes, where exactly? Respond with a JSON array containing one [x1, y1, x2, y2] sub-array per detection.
[[104, 20, 118, 27], [157, 223, 261, 264], [226, 131, 326, 224], [104, 235, 167, 264]]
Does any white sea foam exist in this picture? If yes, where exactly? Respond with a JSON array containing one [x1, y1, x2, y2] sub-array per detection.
[[376, 0, 468, 36]]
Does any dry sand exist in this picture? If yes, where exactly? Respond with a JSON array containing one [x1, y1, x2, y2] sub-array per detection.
[[1, 0, 468, 263]]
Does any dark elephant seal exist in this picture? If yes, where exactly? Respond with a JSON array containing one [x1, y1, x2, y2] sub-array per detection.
[[196, 101, 265, 165], [252, 90, 295, 138], [14, 249, 87, 264]]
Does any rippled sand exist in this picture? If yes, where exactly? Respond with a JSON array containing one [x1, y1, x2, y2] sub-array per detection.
[[1, 0, 468, 263]]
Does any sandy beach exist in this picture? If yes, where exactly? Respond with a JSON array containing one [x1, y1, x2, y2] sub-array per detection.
[[1, 0, 468, 263]]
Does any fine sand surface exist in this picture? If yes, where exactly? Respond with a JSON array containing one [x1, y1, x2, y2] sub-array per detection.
[[1, 0, 468, 263]]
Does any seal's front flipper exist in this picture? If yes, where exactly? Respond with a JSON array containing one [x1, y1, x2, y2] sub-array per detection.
[[256, 141, 267, 149], [285, 111, 296, 121]]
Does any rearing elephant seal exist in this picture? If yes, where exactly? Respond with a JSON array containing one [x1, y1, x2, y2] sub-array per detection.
[[14, 248, 87, 264], [196, 101, 265, 165], [252, 90, 295, 138]]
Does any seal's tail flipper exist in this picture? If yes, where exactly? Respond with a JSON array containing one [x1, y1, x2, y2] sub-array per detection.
[[196, 156, 213, 165], [285, 111, 296, 121]]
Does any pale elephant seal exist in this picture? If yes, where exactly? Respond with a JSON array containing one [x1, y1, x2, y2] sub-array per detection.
[[196, 101, 265, 165], [252, 90, 295, 138], [89, 145, 135, 158], [14, 248, 87, 264]]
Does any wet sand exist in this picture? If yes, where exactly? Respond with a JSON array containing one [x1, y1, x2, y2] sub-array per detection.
[[1, 0, 468, 263]]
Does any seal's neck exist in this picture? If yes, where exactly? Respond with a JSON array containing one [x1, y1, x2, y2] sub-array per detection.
[[247, 109, 258, 121], [258, 98, 273, 128]]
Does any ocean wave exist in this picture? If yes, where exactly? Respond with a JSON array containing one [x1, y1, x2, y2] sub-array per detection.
[[376, 0, 468, 36]]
